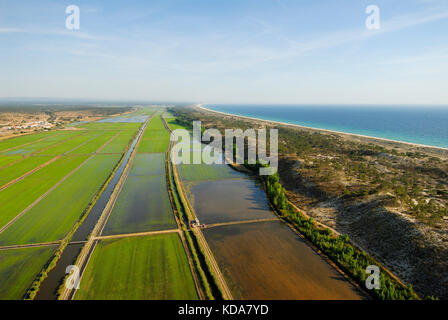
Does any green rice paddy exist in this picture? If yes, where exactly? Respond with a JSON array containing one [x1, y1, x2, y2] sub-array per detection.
[[0, 131, 55, 153], [99, 131, 137, 154], [0, 155, 54, 186], [0, 155, 23, 168], [0, 155, 89, 229], [0, 246, 56, 300], [137, 116, 170, 153], [102, 173, 176, 235], [0, 155, 120, 245], [74, 234, 198, 300], [0, 109, 200, 301]]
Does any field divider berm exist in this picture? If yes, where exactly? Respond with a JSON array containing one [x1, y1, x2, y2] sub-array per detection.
[[205, 218, 278, 229], [0, 241, 61, 251], [30, 130, 88, 155], [161, 114, 233, 300], [163, 119, 207, 300], [0, 156, 62, 191], [59, 119, 150, 300], [0, 131, 103, 191], [0, 132, 61, 154], [0, 131, 121, 234], [0, 131, 104, 191], [94, 229, 179, 241]]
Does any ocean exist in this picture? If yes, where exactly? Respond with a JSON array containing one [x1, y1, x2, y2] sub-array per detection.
[[204, 104, 448, 149]]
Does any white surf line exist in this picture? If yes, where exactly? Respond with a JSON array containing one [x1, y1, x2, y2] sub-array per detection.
[[198, 105, 448, 152], [0, 132, 122, 234]]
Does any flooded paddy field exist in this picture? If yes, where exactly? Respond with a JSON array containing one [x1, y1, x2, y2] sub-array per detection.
[[74, 233, 198, 300], [204, 221, 366, 300], [0, 246, 56, 299], [103, 118, 176, 235], [102, 171, 176, 235], [129, 153, 165, 176], [76, 122, 141, 131], [187, 178, 275, 224], [0, 154, 121, 245], [97, 115, 148, 123]]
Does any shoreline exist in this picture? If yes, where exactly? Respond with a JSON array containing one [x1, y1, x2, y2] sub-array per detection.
[[198, 105, 448, 153]]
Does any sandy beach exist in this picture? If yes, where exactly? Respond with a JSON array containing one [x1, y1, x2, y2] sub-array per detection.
[[198, 105, 448, 158]]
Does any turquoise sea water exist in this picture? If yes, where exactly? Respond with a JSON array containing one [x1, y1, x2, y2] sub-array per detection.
[[205, 105, 448, 149]]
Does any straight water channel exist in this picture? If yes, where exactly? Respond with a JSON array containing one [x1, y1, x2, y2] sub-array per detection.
[[35, 120, 148, 300]]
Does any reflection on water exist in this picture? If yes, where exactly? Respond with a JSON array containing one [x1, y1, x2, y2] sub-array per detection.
[[188, 178, 275, 224], [204, 221, 367, 300], [35, 243, 84, 300], [34, 121, 147, 300]]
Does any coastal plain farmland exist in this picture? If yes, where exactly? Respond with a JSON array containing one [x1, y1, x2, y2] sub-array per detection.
[[1, 131, 83, 155], [0, 154, 121, 245], [69, 131, 117, 155], [0, 246, 56, 300], [137, 116, 170, 153], [0, 131, 57, 153], [167, 113, 366, 300], [98, 130, 138, 154], [1, 106, 368, 301], [74, 234, 198, 300], [0, 155, 22, 167], [0, 155, 54, 186], [102, 153, 176, 235], [72, 112, 199, 300], [0, 155, 90, 229], [0, 113, 144, 300], [186, 178, 275, 224], [102, 116, 176, 235], [204, 221, 365, 299], [35, 131, 100, 155]]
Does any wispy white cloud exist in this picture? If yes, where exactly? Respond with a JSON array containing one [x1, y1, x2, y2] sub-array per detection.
[[240, 9, 448, 65]]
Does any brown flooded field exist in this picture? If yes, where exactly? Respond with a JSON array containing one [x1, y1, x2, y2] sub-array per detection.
[[187, 178, 275, 224], [204, 221, 367, 300]]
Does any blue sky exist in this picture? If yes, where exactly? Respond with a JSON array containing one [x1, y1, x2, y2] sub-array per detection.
[[1, 0, 448, 105]]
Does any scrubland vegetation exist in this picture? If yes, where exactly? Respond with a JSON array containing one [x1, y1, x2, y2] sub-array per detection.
[[170, 106, 448, 299]]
